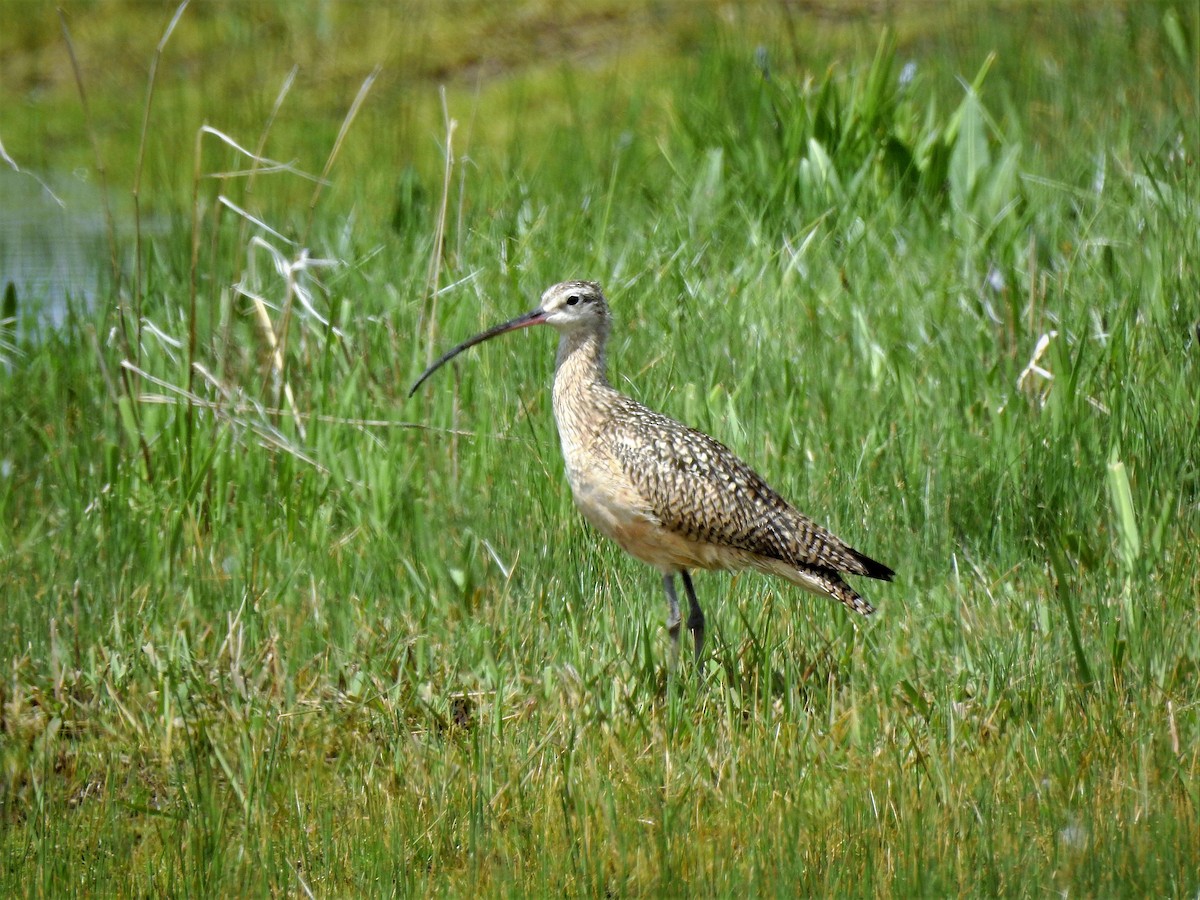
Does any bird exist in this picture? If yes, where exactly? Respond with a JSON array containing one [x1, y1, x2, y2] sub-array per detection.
[[409, 280, 893, 671]]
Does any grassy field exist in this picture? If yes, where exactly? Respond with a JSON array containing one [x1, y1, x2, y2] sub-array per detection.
[[2, 1, 1198, 896]]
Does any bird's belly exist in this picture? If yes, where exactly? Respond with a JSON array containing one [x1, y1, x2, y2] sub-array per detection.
[[565, 463, 737, 574]]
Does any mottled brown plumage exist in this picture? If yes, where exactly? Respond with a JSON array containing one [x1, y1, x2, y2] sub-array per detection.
[[411, 280, 894, 668]]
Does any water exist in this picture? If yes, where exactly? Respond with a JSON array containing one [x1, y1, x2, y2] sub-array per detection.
[[0, 168, 109, 331]]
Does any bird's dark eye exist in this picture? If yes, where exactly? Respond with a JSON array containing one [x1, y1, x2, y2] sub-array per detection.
[[566, 295, 580, 306]]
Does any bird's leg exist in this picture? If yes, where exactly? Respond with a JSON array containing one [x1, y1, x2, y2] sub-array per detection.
[[680, 570, 706, 678], [663, 573, 682, 672]]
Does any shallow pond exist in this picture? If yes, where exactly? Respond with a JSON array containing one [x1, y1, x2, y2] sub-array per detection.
[[0, 168, 110, 331]]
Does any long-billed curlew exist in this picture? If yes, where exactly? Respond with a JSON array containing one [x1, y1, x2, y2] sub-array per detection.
[[410, 281, 894, 670]]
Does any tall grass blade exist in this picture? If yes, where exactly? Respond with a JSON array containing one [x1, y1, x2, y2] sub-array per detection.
[[1106, 446, 1141, 572]]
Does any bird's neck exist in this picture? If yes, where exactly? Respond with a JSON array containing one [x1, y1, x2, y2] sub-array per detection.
[[552, 327, 616, 439], [554, 327, 610, 387]]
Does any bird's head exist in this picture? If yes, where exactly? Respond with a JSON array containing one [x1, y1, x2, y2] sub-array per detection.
[[408, 280, 610, 397], [536, 280, 610, 333]]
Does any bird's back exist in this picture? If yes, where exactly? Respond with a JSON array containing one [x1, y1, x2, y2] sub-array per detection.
[[601, 396, 887, 580]]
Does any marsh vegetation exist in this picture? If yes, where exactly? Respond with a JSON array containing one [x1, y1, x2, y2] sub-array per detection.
[[2, 1, 1197, 895]]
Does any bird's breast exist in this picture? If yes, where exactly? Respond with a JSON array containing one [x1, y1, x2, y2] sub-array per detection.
[[559, 438, 747, 575]]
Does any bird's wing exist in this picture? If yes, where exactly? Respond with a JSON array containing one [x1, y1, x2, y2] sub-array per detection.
[[605, 398, 877, 577]]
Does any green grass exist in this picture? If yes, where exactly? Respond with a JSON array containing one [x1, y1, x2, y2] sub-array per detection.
[[2, 1, 1199, 896]]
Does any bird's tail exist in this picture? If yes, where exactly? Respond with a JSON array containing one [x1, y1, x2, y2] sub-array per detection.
[[818, 570, 876, 616], [848, 548, 895, 582], [769, 560, 878, 616]]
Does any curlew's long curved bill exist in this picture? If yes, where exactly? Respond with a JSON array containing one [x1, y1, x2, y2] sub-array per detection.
[[408, 307, 549, 397]]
